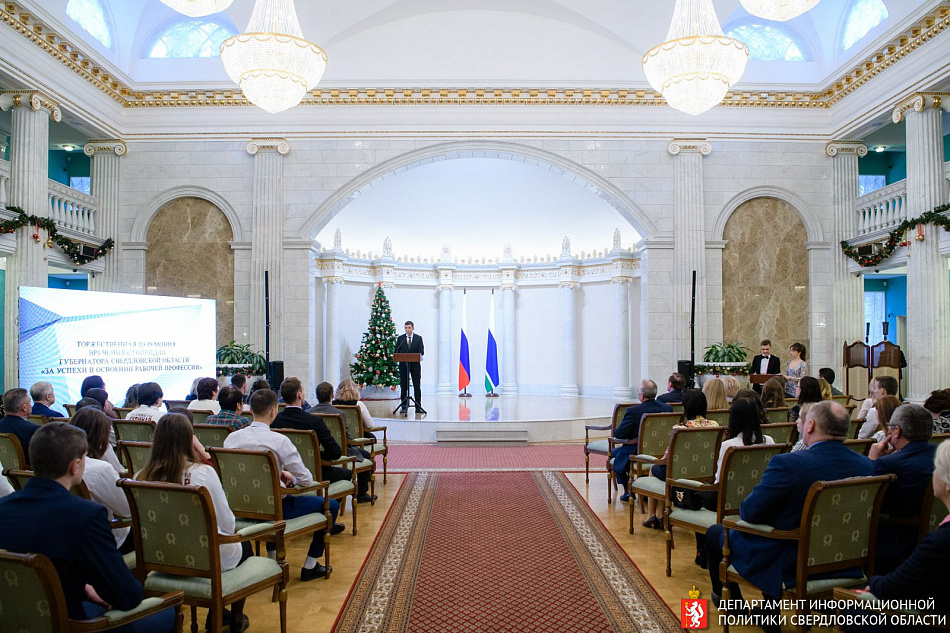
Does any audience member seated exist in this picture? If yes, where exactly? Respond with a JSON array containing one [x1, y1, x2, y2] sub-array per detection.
[[333, 378, 378, 441], [760, 378, 787, 410], [139, 413, 253, 632], [230, 374, 250, 404], [733, 389, 768, 425], [165, 408, 214, 465], [249, 379, 271, 398], [818, 378, 833, 401], [612, 379, 673, 503], [80, 375, 120, 418], [126, 382, 166, 422], [206, 386, 249, 431], [122, 383, 140, 409], [29, 381, 66, 419], [859, 376, 900, 439], [309, 381, 376, 503], [923, 389, 950, 434], [863, 395, 901, 442], [869, 403, 936, 575], [184, 377, 200, 402], [788, 376, 822, 423], [187, 377, 221, 415], [705, 401, 873, 619], [0, 460, 12, 497], [223, 388, 341, 581], [703, 378, 728, 411], [818, 367, 844, 396], [0, 388, 41, 464], [0, 422, 176, 632], [70, 408, 133, 553], [722, 376, 741, 402], [657, 373, 686, 404], [84, 388, 119, 419]]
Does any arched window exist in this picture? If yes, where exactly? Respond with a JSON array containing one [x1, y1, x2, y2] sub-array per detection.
[[841, 0, 888, 51], [725, 20, 812, 61], [146, 17, 236, 59], [66, 0, 112, 48]]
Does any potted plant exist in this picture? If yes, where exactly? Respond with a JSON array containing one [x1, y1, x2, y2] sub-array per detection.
[[216, 341, 267, 386], [694, 342, 752, 387]]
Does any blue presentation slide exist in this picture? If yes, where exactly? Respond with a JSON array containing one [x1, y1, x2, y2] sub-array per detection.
[[19, 287, 216, 406]]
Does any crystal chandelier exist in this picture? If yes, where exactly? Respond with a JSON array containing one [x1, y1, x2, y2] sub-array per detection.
[[220, 0, 327, 114], [642, 0, 749, 116], [158, 0, 233, 18], [739, 0, 821, 21]]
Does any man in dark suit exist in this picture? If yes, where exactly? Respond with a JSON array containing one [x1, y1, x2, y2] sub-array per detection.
[[657, 373, 686, 404], [395, 320, 424, 413], [869, 403, 937, 574], [613, 379, 673, 502], [751, 339, 781, 393], [0, 422, 175, 631], [705, 401, 873, 615], [29, 381, 66, 419], [818, 368, 844, 396], [0, 388, 42, 465]]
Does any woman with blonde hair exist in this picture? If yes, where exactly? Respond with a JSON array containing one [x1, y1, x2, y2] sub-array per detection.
[[333, 378, 377, 440], [722, 376, 741, 402], [702, 378, 728, 411], [818, 378, 833, 401]]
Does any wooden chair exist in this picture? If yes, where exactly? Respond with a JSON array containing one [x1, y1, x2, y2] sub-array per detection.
[[849, 418, 865, 439], [830, 394, 851, 407], [670, 402, 684, 413], [115, 407, 134, 419], [64, 403, 77, 418], [322, 413, 375, 504], [705, 409, 731, 426], [116, 441, 152, 476], [764, 408, 790, 423], [192, 424, 232, 448], [665, 443, 787, 576], [163, 400, 189, 411], [3, 468, 131, 532], [189, 410, 213, 425], [609, 412, 683, 504], [113, 419, 155, 443], [0, 432, 26, 470], [0, 550, 183, 633], [930, 433, 950, 446], [27, 414, 49, 425], [211, 448, 333, 573], [879, 480, 940, 543], [628, 426, 725, 534], [584, 402, 634, 488], [363, 418, 389, 484], [762, 422, 798, 444], [720, 474, 896, 633], [335, 404, 390, 484], [118, 478, 289, 633], [844, 438, 874, 456]]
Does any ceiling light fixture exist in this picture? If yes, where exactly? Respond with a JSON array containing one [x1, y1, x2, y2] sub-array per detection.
[[220, 0, 327, 114], [642, 0, 749, 116], [739, 0, 821, 21], [61, 144, 76, 152], [875, 145, 886, 152], [158, 0, 234, 18]]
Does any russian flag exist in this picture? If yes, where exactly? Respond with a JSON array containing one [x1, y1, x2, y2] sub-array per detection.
[[459, 290, 471, 391], [485, 291, 499, 393]]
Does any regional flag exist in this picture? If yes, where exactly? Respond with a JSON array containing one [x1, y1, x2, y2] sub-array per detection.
[[459, 290, 471, 391], [485, 291, 500, 393]]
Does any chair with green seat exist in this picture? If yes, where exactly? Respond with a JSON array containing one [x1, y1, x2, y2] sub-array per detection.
[[114, 419, 155, 443], [338, 404, 390, 484], [273, 427, 358, 531], [629, 425, 725, 534], [704, 409, 731, 426], [27, 414, 49, 425], [765, 407, 790, 423], [0, 550, 184, 633], [719, 474, 896, 633], [115, 407, 134, 419], [0, 432, 26, 470], [322, 413, 375, 504], [211, 447, 333, 573], [930, 433, 950, 446], [670, 402, 684, 413], [614, 412, 684, 505], [192, 424, 232, 448], [116, 441, 153, 476], [64, 403, 77, 418], [844, 438, 874, 455], [830, 394, 851, 407], [118, 478, 290, 633], [762, 422, 798, 444], [585, 402, 634, 491], [849, 418, 866, 439], [664, 443, 787, 576], [189, 410, 213, 425]]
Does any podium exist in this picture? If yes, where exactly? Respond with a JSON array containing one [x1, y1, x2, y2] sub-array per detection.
[[393, 353, 421, 364], [393, 353, 425, 415], [749, 374, 774, 386]]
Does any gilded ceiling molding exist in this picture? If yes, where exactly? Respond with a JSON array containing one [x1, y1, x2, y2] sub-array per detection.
[[246, 138, 290, 155], [668, 138, 712, 155], [891, 92, 950, 123], [0, 89, 62, 121], [824, 140, 868, 157], [83, 139, 127, 156]]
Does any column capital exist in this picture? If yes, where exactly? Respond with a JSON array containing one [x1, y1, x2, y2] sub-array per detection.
[[668, 138, 711, 156], [824, 140, 868, 157], [0, 90, 61, 121], [558, 280, 579, 290], [83, 139, 128, 157], [246, 138, 290, 156], [892, 92, 950, 123], [325, 276, 345, 285]]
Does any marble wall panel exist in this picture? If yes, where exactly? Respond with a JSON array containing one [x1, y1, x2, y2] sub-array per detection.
[[722, 197, 810, 366], [145, 197, 234, 347]]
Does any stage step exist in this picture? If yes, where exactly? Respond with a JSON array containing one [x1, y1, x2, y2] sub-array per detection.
[[436, 428, 529, 445]]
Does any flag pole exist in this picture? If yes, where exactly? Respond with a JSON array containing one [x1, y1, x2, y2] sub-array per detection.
[[459, 288, 472, 398], [486, 288, 500, 398]]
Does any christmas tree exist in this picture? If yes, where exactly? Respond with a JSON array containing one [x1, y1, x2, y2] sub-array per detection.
[[350, 284, 399, 388]]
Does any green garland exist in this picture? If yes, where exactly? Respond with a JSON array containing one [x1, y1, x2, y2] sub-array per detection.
[[2, 206, 114, 265], [841, 203, 950, 267], [694, 363, 752, 376]]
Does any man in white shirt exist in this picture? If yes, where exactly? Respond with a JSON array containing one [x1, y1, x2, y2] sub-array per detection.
[[125, 382, 166, 422], [223, 388, 341, 581]]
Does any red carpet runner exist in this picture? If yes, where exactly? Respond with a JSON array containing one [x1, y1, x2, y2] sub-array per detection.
[[376, 444, 586, 471], [333, 471, 682, 633]]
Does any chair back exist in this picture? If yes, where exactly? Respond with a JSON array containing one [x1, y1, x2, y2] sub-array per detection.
[[830, 395, 851, 407], [667, 427, 726, 482], [0, 432, 26, 470], [118, 479, 220, 581], [116, 407, 134, 419], [164, 400, 188, 410], [335, 405, 364, 439], [764, 408, 790, 423], [27, 414, 49, 425], [190, 410, 213, 425], [670, 402, 684, 413], [925, 481, 944, 537], [930, 433, 950, 446], [193, 424, 232, 448], [2, 468, 89, 498], [705, 409, 730, 426], [63, 404, 76, 418], [718, 443, 787, 519], [844, 439, 874, 456], [321, 413, 350, 453], [0, 551, 72, 632], [612, 402, 637, 434], [798, 474, 895, 581], [117, 441, 153, 476], [634, 412, 684, 459], [848, 419, 864, 439], [211, 448, 281, 521], [762, 422, 798, 444], [272, 428, 322, 480], [114, 419, 155, 443]]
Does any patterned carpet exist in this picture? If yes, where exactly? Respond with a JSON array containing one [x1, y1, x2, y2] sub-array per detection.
[[333, 471, 682, 633], [375, 444, 587, 471]]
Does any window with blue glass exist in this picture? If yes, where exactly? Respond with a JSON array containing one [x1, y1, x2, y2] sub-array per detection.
[[842, 0, 888, 51], [725, 20, 812, 61], [146, 18, 236, 58], [66, 0, 112, 48]]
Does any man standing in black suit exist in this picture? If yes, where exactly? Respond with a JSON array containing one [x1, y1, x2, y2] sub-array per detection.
[[750, 339, 781, 393], [395, 321, 424, 413]]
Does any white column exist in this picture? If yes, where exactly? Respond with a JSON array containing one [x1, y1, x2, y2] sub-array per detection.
[[0, 91, 60, 388], [668, 139, 711, 361], [231, 241, 252, 343], [325, 276, 344, 387], [120, 243, 149, 293], [806, 241, 834, 372], [825, 141, 868, 378], [560, 280, 579, 396], [436, 269, 455, 394], [894, 93, 950, 402], [246, 138, 289, 360], [612, 275, 634, 399], [83, 139, 127, 292], [638, 237, 676, 384], [500, 274, 518, 395]]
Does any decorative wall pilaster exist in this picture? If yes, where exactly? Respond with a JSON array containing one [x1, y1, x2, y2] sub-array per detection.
[[325, 275, 344, 387], [436, 264, 455, 394], [805, 241, 833, 372], [611, 274, 633, 400], [84, 139, 127, 292], [638, 237, 676, 386], [893, 93, 950, 401], [559, 251, 580, 396], [500, 263, 518, 395]]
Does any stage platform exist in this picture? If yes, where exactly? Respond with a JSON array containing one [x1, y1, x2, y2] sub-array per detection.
[[363, 394, 615, 444]]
